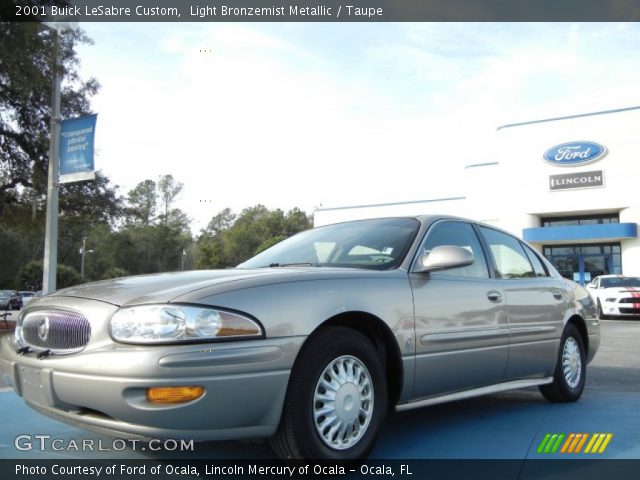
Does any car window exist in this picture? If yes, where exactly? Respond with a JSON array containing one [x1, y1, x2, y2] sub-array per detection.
[[521, 243, 548, 277], [479, 227, 535, 279], [418, 221, 489, 278]]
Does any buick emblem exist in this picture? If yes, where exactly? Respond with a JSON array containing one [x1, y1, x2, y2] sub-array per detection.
[[38, 317, 50, 342]]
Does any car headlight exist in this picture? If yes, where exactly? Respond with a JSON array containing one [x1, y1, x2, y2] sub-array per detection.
[[605, 298, 617, 303], [110, 305, 263, 344]]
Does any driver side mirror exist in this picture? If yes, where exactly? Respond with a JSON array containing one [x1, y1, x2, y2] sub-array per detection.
[[416, 245, 475, 273]]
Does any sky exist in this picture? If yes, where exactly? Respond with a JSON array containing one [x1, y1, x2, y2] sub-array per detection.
[[74, 22, 640, 232]]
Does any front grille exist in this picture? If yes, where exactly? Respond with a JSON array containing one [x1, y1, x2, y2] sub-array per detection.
[[619, 298, 640, 304], [20, 310, 91, 354], [619, 307, 640, 315]]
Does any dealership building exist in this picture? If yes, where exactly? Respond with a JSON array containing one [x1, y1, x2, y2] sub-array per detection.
[[314, 105, 640, 285]]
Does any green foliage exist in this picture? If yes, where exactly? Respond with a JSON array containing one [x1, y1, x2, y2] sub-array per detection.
[[0, 21, 99, 213], [101, 267, 129, 280], [0, 224, 33, 288], [16, 260, 81, 290], [256, 235, 287, 254], [157, 174, 183, 226], [196, 205, 313, 269], [126, 179, 156, 226]]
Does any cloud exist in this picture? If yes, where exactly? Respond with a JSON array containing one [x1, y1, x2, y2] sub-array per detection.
[[77, 23, 640, 231]]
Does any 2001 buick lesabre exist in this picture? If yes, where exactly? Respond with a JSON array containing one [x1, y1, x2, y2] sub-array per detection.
[[0, 216, 600, 460]]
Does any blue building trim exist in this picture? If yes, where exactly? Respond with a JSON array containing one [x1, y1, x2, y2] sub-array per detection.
[[523, 223, 638, 243]]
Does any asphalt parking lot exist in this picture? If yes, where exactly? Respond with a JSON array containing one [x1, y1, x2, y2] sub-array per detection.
[[0, 319, 638, 461]]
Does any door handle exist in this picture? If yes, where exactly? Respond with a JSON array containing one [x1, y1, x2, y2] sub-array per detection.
[[553, 293, 563, 300], [487, 291, 503, 303]]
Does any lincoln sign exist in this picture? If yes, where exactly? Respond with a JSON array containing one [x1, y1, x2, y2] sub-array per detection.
[[549, 170, 604, 191]]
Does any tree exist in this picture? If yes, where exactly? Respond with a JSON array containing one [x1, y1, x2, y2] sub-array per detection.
[[126, 179, 157, 226], [56, 171, 124, 269], [195, 205, 313, 269], [205, 207, 235, 235], [0, 22, 99, 215], [157, 174, 183, 226]]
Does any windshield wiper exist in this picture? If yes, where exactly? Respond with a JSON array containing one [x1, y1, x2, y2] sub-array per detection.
[[267, 262, 315, 268]]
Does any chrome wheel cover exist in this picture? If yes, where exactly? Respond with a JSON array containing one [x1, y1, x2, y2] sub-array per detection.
[[562, 337, 582, 388], [313, 355, 374, 450]]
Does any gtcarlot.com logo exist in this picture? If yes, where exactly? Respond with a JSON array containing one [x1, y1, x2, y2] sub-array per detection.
[[537, 433, 613, 454]]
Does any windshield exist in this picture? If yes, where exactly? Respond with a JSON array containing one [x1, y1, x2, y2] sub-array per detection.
[[0, 290, 13, 297], [238, 217, 420, 270], [601, 277, 640, 288]]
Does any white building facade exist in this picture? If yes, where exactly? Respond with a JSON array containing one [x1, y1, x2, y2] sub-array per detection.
[[314, 106, 640, 285]]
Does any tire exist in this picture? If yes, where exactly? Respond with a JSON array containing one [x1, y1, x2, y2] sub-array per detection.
[[539, 324, 586, 403], [270, 326, 387, 460], [596, 300, 608, 320]]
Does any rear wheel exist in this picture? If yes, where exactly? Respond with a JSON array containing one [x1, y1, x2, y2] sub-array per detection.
[[270, 327, 387, 460], [539, 324, 586, 402]]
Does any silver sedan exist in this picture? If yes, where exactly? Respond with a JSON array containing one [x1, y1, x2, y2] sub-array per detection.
[[0, 216, 600, 460]]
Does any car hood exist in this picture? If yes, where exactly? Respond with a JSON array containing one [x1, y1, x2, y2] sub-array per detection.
[[44, 269, 295, 306], [601, 287, 640, 296], [43, 268, 392, 307]]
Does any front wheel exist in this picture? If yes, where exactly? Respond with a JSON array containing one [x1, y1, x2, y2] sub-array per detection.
[[596, 300, 608, 320], [270, 327, 387, 460], [539, 324, 586, 402]]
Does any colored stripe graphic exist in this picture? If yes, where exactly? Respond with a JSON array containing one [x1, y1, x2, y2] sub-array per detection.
[[537, 434, 552, 453], [560, 434, 575, 453], [537, 433, 565, 453], [575, 433, 589, 453], [585, 433, 614, 454], [562, 433, 586, 453], [539, 433, 612, 454]]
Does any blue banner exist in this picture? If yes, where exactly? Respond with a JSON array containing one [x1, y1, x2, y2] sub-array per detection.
[[59, 114, 97, 184]]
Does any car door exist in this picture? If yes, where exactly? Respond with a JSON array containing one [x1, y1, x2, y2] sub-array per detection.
[[477, 226, 565, 380], [409, 220, 509, 400]]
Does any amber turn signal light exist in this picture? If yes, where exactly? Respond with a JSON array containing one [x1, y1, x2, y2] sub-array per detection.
[[146, 386, 205, 404]]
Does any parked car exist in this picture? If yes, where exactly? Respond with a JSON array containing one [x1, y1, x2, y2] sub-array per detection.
[[18, 291, 36, 307], [586, 274, 640, 319], [0, 216, 600, 460], [0, 292, 9, 311], [0, 290, 22, 310]]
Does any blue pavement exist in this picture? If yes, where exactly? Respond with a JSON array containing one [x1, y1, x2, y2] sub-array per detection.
[[1, 386, 638, 460]]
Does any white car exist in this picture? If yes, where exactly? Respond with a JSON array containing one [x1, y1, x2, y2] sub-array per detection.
[[586, 275, 640, 319], [19, 291, 37, 307]]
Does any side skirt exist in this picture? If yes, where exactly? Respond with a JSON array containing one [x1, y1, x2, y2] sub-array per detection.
[[395, 377, 553, 412]]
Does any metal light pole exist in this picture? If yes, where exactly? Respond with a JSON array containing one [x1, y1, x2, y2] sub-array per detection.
[[42, 24, 63, 295], [42, 21, 77, 294], [80, 236, 94, 280]]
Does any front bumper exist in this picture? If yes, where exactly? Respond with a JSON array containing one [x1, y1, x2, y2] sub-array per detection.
[[0, 331, 304, 441], [602, 302, 640, 317]]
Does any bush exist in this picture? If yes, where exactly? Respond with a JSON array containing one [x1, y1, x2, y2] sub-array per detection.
[[101, 267, 129, 280], [16, 261, 82, 290]]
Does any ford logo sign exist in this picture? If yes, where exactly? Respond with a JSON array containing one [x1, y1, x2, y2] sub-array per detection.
[[543, 141, 607, 167]]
